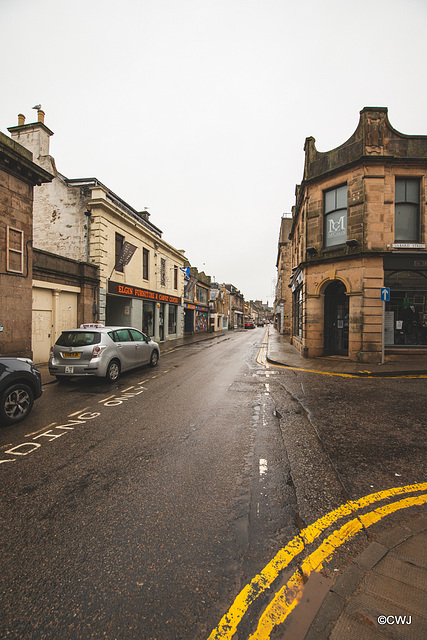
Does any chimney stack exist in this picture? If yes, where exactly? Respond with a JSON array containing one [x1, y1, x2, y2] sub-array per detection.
[[18, 113, 25, 126], [37, 109, 45, 124]]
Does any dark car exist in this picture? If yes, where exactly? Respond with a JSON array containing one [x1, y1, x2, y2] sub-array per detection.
[[0, 358, 42, 425]]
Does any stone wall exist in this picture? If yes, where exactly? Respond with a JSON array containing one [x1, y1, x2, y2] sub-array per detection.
[[0, 168, 34, 356], [0, 131, 52, 357]]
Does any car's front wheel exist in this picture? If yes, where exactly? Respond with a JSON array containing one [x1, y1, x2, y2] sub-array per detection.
[[106, 359, 120, 382], [149, 350, 159, 367], [0, 383, 34, 425]]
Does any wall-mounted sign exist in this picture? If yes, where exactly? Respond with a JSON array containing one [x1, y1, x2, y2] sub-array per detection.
[[184, 303, 209, 312], [115, 242, 137, 268], [392, 243, 426, 249], [108, 280, 181, 305]]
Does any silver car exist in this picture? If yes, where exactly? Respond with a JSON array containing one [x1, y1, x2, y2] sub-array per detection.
[[49, 326, 160, 382]]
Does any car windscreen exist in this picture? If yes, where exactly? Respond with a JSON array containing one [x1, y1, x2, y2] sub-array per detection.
[[56, 332, 101, 347]]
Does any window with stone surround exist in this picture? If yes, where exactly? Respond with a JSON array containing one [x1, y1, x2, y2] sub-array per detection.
[[324, 184, 347, 248], [6, 226, 24, 273], [395, 178, 420, 243], [143, 247, 149, 280]]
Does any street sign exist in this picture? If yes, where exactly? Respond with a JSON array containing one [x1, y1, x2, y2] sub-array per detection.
[[381, 287, 390, 302], [381, 288, 390, 364]]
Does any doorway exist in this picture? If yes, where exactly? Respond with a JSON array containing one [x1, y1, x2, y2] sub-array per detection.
[[324, 281, 349, 356]]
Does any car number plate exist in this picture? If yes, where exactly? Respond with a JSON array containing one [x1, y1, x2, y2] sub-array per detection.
[[65, 366, 74, 374], [62, 352, 81, 358]]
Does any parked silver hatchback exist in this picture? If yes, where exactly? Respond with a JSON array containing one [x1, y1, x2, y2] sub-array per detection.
[[49, 326, 160, 382]]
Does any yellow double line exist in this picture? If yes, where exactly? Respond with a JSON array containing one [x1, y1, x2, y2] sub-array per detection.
[[207, 482, 427, 640], [256, 330, 427, 379]]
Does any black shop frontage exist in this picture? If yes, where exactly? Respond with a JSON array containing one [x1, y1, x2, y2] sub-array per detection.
[[383, 254, 427, 350]]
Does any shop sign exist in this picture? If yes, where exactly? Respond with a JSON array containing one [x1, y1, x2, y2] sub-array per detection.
[[326, 213, 346, 243], [108, 280, 181, 305], [184, 303, 209, 312]]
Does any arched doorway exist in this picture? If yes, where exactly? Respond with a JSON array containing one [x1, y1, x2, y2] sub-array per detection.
[[324, 281, 349, 355]]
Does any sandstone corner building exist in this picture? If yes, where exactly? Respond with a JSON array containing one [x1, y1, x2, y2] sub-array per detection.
[[289, 107, 427, 364]]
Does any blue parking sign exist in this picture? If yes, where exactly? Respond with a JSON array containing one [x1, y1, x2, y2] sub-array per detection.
[[381, 287, 390, 302]]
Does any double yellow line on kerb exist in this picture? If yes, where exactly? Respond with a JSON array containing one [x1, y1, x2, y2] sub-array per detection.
[[207, 483, 427, 640], [256, 330, 427, 379]]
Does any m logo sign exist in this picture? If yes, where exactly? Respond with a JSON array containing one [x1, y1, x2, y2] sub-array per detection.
[[329, 215, 346, 236], [326, 212, 347, 246]]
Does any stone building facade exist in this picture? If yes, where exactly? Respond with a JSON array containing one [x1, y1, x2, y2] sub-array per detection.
[[184, 267, 211, 334], [8, 111, 186, 348], [223, 284, 244, 329], [274, 213, 293, 334], [289, 107, 427, 363], [0, 129, 52, 358], [209, 283, 228, 331]]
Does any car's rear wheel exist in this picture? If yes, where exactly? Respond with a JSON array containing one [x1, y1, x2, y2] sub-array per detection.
[[149, 350, 159, 367], [0, 383, 34, 425], [106, 359, 120, 382]]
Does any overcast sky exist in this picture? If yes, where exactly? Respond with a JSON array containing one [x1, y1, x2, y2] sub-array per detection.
[[1, 0, 426, 303]]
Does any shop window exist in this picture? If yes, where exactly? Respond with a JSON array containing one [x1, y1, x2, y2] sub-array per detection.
[[293, 286, 303, 338], [324, 184, 347, 248], [384, 270, 427, 346], [395, 179, 420, 243], [7, 226, 24, 273], [168, 305, 177, 334], [195, 311, 208, 331], [115, 232, 124, 272], [143, 248, 149, 280]]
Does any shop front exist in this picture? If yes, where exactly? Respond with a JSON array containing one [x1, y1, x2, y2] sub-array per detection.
[[384, 255, 427, 350], [107, 281, 182, 342], [184, 303, 209, 333]]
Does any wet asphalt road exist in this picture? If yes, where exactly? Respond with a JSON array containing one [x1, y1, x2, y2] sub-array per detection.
[[0, 328, 426, 639]]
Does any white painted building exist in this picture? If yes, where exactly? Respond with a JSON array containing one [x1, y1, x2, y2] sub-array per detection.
[[8, 110, 187, 349]]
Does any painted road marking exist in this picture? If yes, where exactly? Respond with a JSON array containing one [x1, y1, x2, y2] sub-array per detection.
[[25, 422, 57, 437], [256, 333, 427, 379], [207, 483, 427, 640], [68, 407, 89, 417], [250, 493, 427, 639], [99, 395, 116, 403], [1, 360, 174, 467]]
